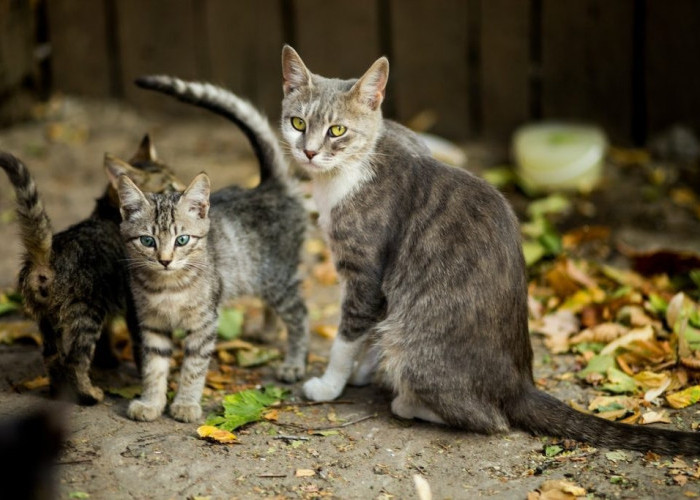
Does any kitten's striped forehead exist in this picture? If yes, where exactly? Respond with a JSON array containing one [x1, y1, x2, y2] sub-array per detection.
[[150, 192, 181, 232]]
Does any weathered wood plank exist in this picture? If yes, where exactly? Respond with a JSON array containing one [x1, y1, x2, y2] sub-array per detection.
[[480, 0, 531, 142], [291, 0, 381, 80], [46, 0, 112, 97], [541, 0, 635, 145], [390, 0, 470, 139], [645, 0, 700, 139], [205, 0, 284, 119], [115, 0, 202, 111]]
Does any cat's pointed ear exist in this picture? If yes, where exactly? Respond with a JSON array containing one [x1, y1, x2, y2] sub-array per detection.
[[116, 174, 150, 222], [350, 56, 389, 111], [104, 153, 144, 188], [282, 45, 313, 95], [179, 173, 210, 219], [130, 134, 158, 163]]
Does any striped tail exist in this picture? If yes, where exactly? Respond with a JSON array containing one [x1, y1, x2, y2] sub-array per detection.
[[0, 152, 54, 306], [135, 75, 288, 184]]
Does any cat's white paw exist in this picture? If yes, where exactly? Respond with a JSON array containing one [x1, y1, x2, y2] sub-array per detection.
[[170, 401, 202, 423], [277, 361, 305, 383], [303, 377, 343, 401], [127, 399, 164, 421]]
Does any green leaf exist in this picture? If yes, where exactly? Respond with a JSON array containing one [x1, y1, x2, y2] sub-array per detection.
[[218, 307, 244, 340], [482, 167, 515, 188], [236, 346, 280, 368], [602, 368, 638, 394], [690, 269, 700, 289], [206, 386, 289, 432], [605, 450, 630, 463], [105, 385, 141, 399], [545, 444, 563, 457], [526, 194, 571, 219], [69, 492, 90, 499], [538, 230, 562, 255], [577, 354, 616, 379], [593, 402, 625, 413], [647, 293, 668, 315], [571, 342, 606, 354], [522, 240, 547, 267]]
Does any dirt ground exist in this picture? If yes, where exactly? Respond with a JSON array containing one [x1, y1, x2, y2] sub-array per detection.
[[1, 97, 700, 500]]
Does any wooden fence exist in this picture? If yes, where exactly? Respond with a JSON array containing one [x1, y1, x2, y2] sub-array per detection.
[[3, 0, 700, 145]]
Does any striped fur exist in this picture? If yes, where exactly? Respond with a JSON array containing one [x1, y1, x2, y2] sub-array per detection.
[[0, 137, 183, 405], [283, 45, 700, 455], [135, 75, 288, 183], [117, 84, 308, 422]]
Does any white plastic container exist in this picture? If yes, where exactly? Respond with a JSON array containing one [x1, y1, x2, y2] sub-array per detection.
[[513, 123, 607, 193]]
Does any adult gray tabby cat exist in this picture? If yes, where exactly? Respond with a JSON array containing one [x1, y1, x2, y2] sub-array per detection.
[[111, 77, 308, 422], [0, 136, 183, 404], [281, 45, 700, 454]]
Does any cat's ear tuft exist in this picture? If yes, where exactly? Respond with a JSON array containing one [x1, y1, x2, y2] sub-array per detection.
[[130, 134, 158, 163], [282, 45, 313, 95], [351, 56, 389, 111], [105, 153, 143, 188], [180, 173, 210, 219], [116, 174, 149, 221]]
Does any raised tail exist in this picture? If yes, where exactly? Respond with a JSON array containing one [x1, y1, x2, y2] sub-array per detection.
[[135, 75, 288, 184], [0, 152, 54, 306], [509, 385, 700, 455]]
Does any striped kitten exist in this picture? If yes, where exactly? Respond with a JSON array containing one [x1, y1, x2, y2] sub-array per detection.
[[112, 78, 308, 422], [281, 45, 700, 454], [0, 136, 183, 404]]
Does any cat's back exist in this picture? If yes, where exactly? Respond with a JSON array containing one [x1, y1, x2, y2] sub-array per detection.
[[47, 218, 127, 309]]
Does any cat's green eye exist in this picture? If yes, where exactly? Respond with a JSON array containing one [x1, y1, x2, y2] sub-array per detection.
[[290, 117, 306, 132], [139, 236, 156, 248], [175, 235, 190, 247], [328, 125, 347, 137]]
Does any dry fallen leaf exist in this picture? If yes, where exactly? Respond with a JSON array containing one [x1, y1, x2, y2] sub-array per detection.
[[532, 310, 580, 354], [570, 322, 627, 345], [313, 260, 338, 286], [197, 425, 237, 444], [313, 324, 338, 339], [528, 479, 587, 500], [22, 375, 49, 390], [640, 410, 671, 424]]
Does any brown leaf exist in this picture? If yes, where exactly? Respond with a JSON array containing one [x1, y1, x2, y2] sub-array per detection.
[[532, 310, 580, 354], [570, 323, 627, 345], [313, 260, 338, 286]]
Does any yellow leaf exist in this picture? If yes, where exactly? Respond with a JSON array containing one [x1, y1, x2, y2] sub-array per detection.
[[313, 260, 338, 286], [305, 238, 326, 256], [197, 425, 237, 444], [531, 479, 587, 499], [22, 376, 49, 390], [295, 469, 316, 477], [313, 324, 338, 339], [666, 385, 700, 409], [262, 409, 279, 421]]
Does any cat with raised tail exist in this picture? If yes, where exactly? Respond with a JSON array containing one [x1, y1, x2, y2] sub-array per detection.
[[280, 44, 700, 454], [0, 136, 184, 404], [112, 77, 309, 422]]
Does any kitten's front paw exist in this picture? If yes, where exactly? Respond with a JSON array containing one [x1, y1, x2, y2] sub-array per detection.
[[170, 401, 202, 423], [303, 377, 343, 401], [277, 361, 305, 383], [127, 399, 163, 421]]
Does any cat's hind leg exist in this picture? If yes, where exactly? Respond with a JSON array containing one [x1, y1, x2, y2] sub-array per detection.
[[60, 304, 106, 405], [127, 330, 172, 421], [391, 390, 445, 425], [348, 341, 381, 386], [266, 279, 309, 383]]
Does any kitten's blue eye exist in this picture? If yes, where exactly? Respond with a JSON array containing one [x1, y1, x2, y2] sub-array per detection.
[[139, 236, 156, 248], [175, 235, 190, 247]]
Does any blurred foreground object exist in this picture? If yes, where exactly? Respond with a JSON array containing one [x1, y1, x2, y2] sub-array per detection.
[[514, 123, 607, 193]]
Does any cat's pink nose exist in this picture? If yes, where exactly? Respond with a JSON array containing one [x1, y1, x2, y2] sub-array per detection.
[[304, 149, 318, 160]]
